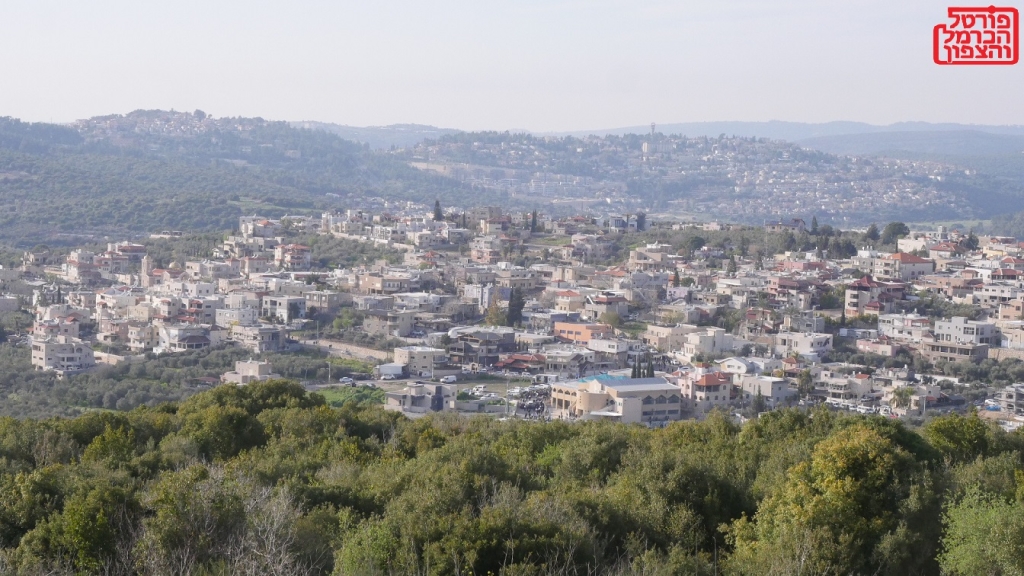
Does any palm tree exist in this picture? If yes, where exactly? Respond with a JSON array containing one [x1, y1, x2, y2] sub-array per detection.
[[891, 386, 914, 411]]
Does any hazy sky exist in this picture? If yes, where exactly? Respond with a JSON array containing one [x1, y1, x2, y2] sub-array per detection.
[[1, 0, 1021, 131]]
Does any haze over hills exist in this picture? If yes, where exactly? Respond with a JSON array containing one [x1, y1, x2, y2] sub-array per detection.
[[394, 130, 1024, 226], [0, 111, 498, 246], [307, 118, 1024, 159], [549, 121, 1024, 141], [294, 120, 1024, 153], [5, 109, 1024, 246], [292, 121, 460, 150], [797, 130, 1024, 157]]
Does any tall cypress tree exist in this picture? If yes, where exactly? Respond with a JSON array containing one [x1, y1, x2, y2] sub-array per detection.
[[507, 288, 525, 326], [433, 200, 443, 221]]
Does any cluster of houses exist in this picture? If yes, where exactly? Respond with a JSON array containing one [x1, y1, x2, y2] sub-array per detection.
[[23, 223, 336, 376], [17, 207, 1024, 427], [368, 218, 1024, 425]]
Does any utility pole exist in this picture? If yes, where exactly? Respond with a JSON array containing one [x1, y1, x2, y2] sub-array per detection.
[[714, 537, 718, 576]]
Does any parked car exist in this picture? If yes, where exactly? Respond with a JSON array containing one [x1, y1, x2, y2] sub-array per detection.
[[381, 374, 396, 380], [339, 377, 354, 384]]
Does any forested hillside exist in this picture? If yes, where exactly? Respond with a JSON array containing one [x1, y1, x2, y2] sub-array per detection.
[[0, 113, 496, 246], [0, 380, 1019, 575], [398, 130, 1020, 224], [4, 111, 1024, 242]]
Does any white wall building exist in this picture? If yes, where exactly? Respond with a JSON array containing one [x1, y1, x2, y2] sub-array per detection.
[[877, 313, 932, 343], [31, 336, 95, 376], [933, 316, 997, 346], [737, 375, 795, 406]]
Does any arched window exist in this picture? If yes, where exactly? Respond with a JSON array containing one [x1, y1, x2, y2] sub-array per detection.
[[642, 396, 654, 405], [655, 395, 667, 404]]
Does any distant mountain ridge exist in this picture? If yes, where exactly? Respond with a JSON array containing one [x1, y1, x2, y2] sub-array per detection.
[[289, 119, 1024, 157], [292, 121, 459, 150], [548, 121, 1024, 141], [0, 112, 493, 245], [797, 130, 1024, 157]]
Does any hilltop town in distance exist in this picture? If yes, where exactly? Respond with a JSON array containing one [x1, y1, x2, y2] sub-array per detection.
[[5, 110, 1024, 251]]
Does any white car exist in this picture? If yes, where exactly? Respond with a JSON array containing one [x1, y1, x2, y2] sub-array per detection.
[[381, 374, 396, 380], [339, 377, 354, 384]]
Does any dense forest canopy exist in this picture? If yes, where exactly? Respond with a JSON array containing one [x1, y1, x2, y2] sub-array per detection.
[[0, 344, 373, 420], [0, 379, 1020, 575]]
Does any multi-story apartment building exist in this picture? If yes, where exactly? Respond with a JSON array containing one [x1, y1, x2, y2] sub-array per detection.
[[977, 283, 1020, 307], [273, 244, 312, 270], [918, 316, 995, 363], [737, 375, 794, 406], [677, 367, 732, 415], [771, 332, 833, 359], [933, 316, 997, 346], [447, 328, 517, 367], [1000, 383, 1024, 415], [394, 346, 448, 377], [877, 313, 932, 343], [155, 325, 212, 354], [229, 324, 289, 353], [550, 375, 684, 426], [845, 275, 905, 317], [552, 322, 614, 345], [643, 324, 697, 351], [681, 328, 743, 361], [873, 252, 935, 282], [31, 336, 96, 376], [261, 295, 306, 323], [363, 309, 416, 338]]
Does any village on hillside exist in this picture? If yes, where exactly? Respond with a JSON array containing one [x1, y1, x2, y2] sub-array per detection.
[[11, 206, 1024, 429]]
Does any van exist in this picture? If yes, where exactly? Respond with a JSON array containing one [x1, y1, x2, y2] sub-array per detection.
[[440, 375, 457, 384]]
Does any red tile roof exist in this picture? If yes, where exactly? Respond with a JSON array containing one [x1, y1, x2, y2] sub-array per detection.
[[696, 373, 732, 386]]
